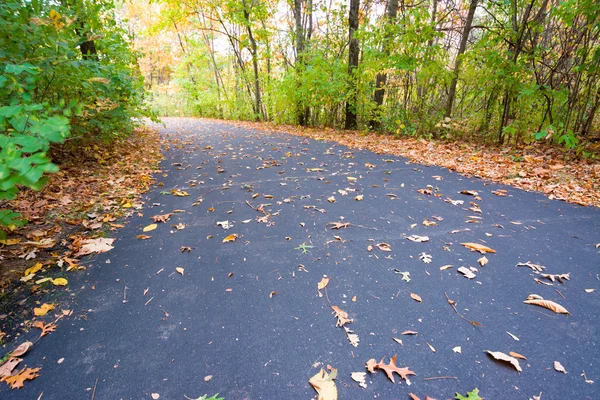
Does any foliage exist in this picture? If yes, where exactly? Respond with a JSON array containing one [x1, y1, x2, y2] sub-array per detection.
[[0, 0, 150, 233], [455, 388, 482, 400]]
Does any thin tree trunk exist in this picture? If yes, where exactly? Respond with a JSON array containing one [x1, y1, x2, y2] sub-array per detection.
[[345, 0, 360, 130], [445, 0, 478, 118]]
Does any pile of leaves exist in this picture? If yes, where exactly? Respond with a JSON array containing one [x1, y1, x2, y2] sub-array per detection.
[[0, 127, 162, 347], [233, 120, 600, 207]]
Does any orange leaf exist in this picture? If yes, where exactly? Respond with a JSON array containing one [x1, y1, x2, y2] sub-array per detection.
[[222, 234, 238, 243], [32, 321, 56, 337], [461, 242, 496, 253], [331, 305, 352, 327], [365, 355, 416, 383], [0, 367, 40, 389], [410, 293, 422, 303]]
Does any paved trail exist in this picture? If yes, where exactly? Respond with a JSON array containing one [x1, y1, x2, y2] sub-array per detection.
[[6, 118, 599, 399]]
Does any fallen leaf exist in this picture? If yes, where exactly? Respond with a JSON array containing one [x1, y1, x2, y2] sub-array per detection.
[[318, 277, 330, 290], [0, 367, 40, 389], [216, 220, 232, 230], [376, 243, 392, 252], [327, 196, 336, 203], [152, 213, 172, 223], [309, 368, 338, 400], [171, 189, 189, 197], [176, 267, 184, 275], [33, 303, 55, 317], [457, 267, 476, 279], [410, 293, 422, 303], [554, 361, 567, 374], [393, 338, 403, 345], [24, 262, 43, 276], [402, 330, 418, 335], [52, 278, 68, 286], [540, 273, 570, 283], [328, 221, 350, 230], [136, 234, 151, 240], [344, 326, 360, 347], [523, 294, 569, 314], [426, 342, 436, 352], [509, 352, 527, 360], [460, 190, 479, 196], [222, 234, 238, 243], [10, 342, 32, 358], [143, 223, 157, 232], [419, 252, 432, 263], [453, 346, 462, 354], [485, 350, 522, 372], [507, 332, 520, 341], [269, 291, 277, 298], [354, 195, 364, 201], [151, 394, 160, 400], [461, 242, 496, 254], [440, 265, 453, 270], [365, 355, 416, 383], [0, 358, 22, 378], [331, 305, 352, 327], [351, 371, 367, 388], [74, 237, 115, 256], [32, 321, 56, 336], [407, 235, 429, 243], [204, 375, 213, 382], [516, 261, 545, 272], [477, 256, 488, 266]]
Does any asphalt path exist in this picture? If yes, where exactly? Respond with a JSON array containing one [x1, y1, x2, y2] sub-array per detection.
[[4, 117, 599, 399]]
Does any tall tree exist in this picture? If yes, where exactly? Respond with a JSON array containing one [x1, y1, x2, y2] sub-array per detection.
[[445, 0, 478, 118], [345, 0, 361, 130]]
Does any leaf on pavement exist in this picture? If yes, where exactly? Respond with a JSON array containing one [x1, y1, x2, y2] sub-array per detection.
[[0, 367, 40, 389], [0, 358, 22, 378], [407, 235, 429, 243], [354, 195, 363, 201], [375, 243, 392, 252], [477, 256, 488, 266], [419, 252, 432, 263], [331, 305, 352, 327], [176, 267, 184, 275], [10, 342, 32, 358], [52, 278, 68, 286], [509, 352, 527, 360], [24, 262, 43, 276], [222, 234, 238, 243], [328, 221, 349, 230], [461, 242, 496, 254], [344, 326, 359, 347], [365, 355, 416, 383], [410, 293, 422, 302], [143, 224, 157, 232], [136, 234, 152, 240], [523, 294, 569, 314], [540, 273, 570, 283], [309, 368, 338, 400], [32, 321, 56, 336], [351, 372, 367, 388], [317, 277, 330, 290], [171, 189, 190, 197], [485, 350, 522, 372], [33, 303, 54, 317], [152, 213, 172, 223], [554, 361, 567, 374], [457, 267, 476, 279], [516, 261, 545, 272], [460, 190, 479, 196], [455, 388, 482, 400], [75, 238, 115, 256]]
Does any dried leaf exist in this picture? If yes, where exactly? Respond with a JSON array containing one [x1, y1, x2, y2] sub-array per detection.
[[554, 361, 567, 374], [317, 277, 330, 290], [477, 256, 488, 266], [151, 213, 171, 223], [328, 221, 349, 230], [0, 358, 22, 378], [407, 235, 429, 243], [171, 189, 189, 197], [375, 243, 392, 252], [516, 261, 545, 272], [507, 332, 520, 341], [402, 330, 418, 335], [344, 326, 359, 347], [269, 291, 277, 298], [354, 195, 364, 201], [0, 367, 40, 389], [176, 267, 184, 275], [216, 220, 232, 230], [327, 196, 336, 203], [410, 293, 422, 303], [351, 372, 367, 388], [309, 368, 338, 400], [460, 190, 479, 196], [440, 265, 453, 270], [52, 278, 68, 286], [75, 237, 115, 256], [222, 234, 238, 243], [24, 262, 43, 277], [540, 273, 570, 283], [32, 321, 56, 336], [485, 350, 522, 372], [33, 303, 54, 317], [365, 355, 416, 383], [331, 305, 352, 327], [453, 346, 462, 354], [143, 223, 157, 232], [524, 295, 569, 314], [419, 252, 432, 263], [10, 342, 32, 358], [509, 352, 527, 360], [136, 234, 152, 240], [461, 242, 496, 254], [457, 267, 476, 279], [426, 342, 436, 352]]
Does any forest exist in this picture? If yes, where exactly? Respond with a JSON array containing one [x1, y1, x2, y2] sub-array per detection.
[[134, 0, 600, 151]]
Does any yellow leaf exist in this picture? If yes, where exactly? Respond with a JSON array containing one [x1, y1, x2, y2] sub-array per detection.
[[52, 278, 68, 286], [0, 238, 20, 245], [222, 234, 238, 243], [34, 303, 55, 317], [309, 368, 338, 400], [176, 267, 184, 275], [143, 224, 157, 232], [24, 262, 43, 276], [122, 202, 132, 208]]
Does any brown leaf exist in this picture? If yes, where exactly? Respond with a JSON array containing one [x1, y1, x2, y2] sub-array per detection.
[[0, 367, 40, 389], [269, 291, 277, 298], [460, 190, 479, 196], [309, 368, 338, 400], [344, 326, 360, 347], [540, 273, 570, 283], [10, 342, 32, 358], [331, 305, 352, 327], [477, 256, 488, 266], [461, 242, 496, 254], [485, 350, 522, 372], [74, 237, 115, 256], [365, 355, 416, 383], [32, 321, 56, 337], [509, 352, 527, 360], [317, 277, 330, 290], [523, 295, 569, 314], [136, 234, 152, 240], [375, 243, 392, 252], [410, 293, 422, 303], [0, 358, 22, 378], [151, 213, 172, 223], [328, 221, 350, 230]]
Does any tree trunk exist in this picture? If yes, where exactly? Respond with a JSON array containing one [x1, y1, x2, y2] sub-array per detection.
[[371, 0, 399, 128], [242, 0, 263, 121], [345, 0, 360, 130], [294, 0, 307, 125], [445, 0, 478, 118]]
